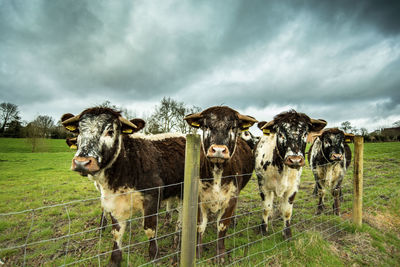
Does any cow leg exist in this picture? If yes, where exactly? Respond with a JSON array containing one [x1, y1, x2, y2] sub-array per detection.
[[216, 197, 237, 264], [99, 210, 108, 231], [281, 191, 296, 240], [109, 215, 127, 267], [332, 178, 343, 216], [260, 190, 274, 235], [171, 201, 183, 264], [164, 199, 173, 226], [316, 186, 326, 215], [143, 200, 159, 260], [196, 204, 207, 259]]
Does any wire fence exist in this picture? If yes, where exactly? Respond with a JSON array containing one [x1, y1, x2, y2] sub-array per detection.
[[1, 141, 399, 266]]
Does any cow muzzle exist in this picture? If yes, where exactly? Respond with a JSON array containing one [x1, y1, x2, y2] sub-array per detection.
[[71, 156, 100, 176], [330, 153, 343, 161], [206, 144, 230, 163], [284, 155, 305, 168]]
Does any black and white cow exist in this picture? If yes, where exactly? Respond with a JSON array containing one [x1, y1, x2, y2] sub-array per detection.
[[254, 110, 326, 239], [184, 106, 257, 262], [62, 107, 186, 267], [308, 128, 354, 215], [241, 130, 260, 150]]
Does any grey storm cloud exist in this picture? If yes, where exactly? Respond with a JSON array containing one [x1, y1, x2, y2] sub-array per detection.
[[0, 0, 399, 130]]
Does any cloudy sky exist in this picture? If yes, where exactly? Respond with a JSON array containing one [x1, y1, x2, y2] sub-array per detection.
[[1, 0, 399, 132]]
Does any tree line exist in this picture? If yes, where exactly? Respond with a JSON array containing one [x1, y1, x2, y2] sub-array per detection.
[[0, 97, 201, 139], [1, 100, 399, 142]]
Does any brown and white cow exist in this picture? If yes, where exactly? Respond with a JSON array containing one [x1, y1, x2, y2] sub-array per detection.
[[254, 110, 326, 239], [61, 107, 185, 267], [308, 128, 354, 215], [184, 106, 257, 262]]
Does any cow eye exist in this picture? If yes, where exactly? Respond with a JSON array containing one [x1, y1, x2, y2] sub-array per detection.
[[279, 133, 285, 139], [106, 130, 114, 137]]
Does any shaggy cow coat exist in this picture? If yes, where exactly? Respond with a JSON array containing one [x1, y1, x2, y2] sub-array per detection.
[[62, 107, 185, 267]]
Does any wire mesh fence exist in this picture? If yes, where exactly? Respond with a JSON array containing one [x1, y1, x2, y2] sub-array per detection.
[[1, 142, 399, 266]]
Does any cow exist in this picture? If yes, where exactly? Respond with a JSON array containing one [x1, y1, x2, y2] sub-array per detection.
[[254, 110, 326, 239], [308, 128, 354, 215], [184, 106, 257, 263], [61, 107, 186, 267], [241, 130, 260, 150]]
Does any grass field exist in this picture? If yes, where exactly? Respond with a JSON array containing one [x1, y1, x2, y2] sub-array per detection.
[[0, 138, 399, 266]]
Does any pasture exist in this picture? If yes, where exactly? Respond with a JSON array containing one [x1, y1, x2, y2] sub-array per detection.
[[0, 138, 399, 266]]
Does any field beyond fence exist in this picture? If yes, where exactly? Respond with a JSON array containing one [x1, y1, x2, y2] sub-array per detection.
[[0, 138, 399, 266]]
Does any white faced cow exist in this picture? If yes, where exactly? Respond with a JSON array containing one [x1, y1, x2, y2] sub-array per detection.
[[184, 106, 257, 262], [254, 110, 326, 239], [308, 128, 354, 215], [62, 107, 186, 267]]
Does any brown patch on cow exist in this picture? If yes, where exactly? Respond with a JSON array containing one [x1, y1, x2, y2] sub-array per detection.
[[110, 214, 121, 232], [80, 107, 122, 118]]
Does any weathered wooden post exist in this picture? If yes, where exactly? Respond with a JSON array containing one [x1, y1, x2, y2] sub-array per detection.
[[352, 136, 363, 227], [180, 134, 201, 267]]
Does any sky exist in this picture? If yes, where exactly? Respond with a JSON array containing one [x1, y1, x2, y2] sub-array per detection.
[[1, 0, 400, 132]]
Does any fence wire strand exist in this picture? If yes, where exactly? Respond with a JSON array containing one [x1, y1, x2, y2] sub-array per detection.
[[1, 144, 399, 266]]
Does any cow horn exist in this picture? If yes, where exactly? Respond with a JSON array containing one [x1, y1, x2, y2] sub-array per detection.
[[260, 120, 275, 130], [310, 118, 327, 125], [184, 112, 203, 121], [237, 114, 258, 123], [62, 115, 80, 126], [344, 133, 355, 137], [119, 116, 137, 128]]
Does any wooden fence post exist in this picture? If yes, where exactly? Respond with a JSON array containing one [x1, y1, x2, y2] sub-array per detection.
[[180, 134, 201, 267], [352, 136, 363, 227]]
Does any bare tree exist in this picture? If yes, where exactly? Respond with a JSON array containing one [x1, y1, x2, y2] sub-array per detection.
[[146, 97, 201, 134], [360, 128, 368, 136], [0, 102, 20, 133], [34, 115, 55, 137], [340, 121, 352, 133]]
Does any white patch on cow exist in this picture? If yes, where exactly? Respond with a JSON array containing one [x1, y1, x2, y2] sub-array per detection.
[[198, 203, 208, 234], [112, 220, 126, 248], [198, 166, 237, 236], [218, 222, 227, 232], [96, 181, 146, 222], [310, 138, 322, 167], [255, 133, 276, 170], [144, 228, 156, 239], [130, 132, 185, 141], [314, 162, 345, 189]]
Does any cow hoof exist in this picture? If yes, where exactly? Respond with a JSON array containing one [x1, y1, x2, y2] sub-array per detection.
[[259, 221, 268, 235], [283, 228, 292, 240], [108, 261, 121, 267]]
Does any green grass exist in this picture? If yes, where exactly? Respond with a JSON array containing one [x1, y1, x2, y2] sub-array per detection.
[[0, 138, 399, 266]]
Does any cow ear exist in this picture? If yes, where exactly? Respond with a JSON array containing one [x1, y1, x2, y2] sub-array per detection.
[[130, 119, 145, 132], [184, 112, 203, 128], [237, 114, 257, 131], [344, 133, 355, 143], [259, 120, 275, 135], [66, 137, 77, 149], [119, 116, 138, 134], [309, 119, 327, 132], [61, 113, 79, 133]]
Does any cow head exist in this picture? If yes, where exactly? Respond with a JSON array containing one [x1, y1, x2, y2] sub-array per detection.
[[259, 110, 326, 169], [61, 107, 145, 176], [185, 106, 257, 164], [315, 128, 354, 162]]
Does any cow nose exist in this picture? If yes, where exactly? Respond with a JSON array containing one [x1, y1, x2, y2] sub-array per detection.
[[330, 153, 343, 161], [74, 158, 91, 168], [284, 155, 305, 168], [207, 144, 230, 162], [71, 156, 100, 175]]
